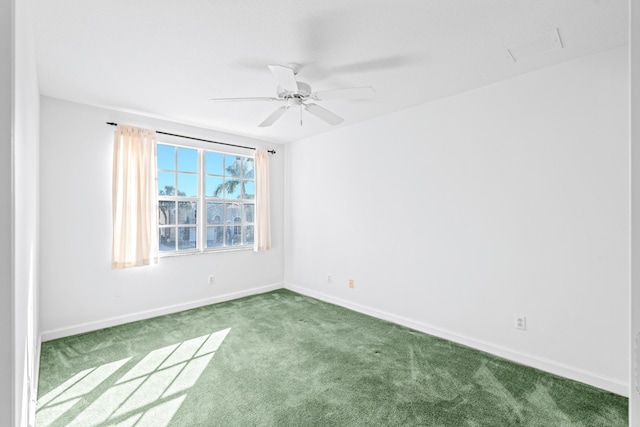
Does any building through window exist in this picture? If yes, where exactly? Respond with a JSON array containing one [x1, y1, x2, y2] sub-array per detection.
[[157, 143, 255, 254]]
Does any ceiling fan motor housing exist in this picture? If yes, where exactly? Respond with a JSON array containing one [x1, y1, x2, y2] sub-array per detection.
[[277, 81, 312, 99]]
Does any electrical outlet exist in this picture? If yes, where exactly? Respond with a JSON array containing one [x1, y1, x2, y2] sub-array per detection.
[[515, 315, 526, 331], [208, 275, 215, 286], [349, 279, 354, 289], [327, 274, 332, 283]]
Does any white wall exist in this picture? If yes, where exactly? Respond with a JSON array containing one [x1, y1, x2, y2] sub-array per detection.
[[0, 0, 12, 422], [630, 0, 639, 421], [3, 0, 42, 425], [14, 0, 40, 423], [285, 47, 629, 395], [39, 97, 284, 339]]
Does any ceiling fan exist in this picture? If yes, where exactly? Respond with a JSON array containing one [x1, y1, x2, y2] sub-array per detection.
[[209, 63, 376, 127]]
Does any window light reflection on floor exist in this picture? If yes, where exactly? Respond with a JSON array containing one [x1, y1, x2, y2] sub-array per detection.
[[36, 328, 231, 427]]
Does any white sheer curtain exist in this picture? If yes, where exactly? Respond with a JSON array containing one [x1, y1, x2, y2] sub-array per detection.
[[112, 125, 159, 268], [254, 149, 271, 251]]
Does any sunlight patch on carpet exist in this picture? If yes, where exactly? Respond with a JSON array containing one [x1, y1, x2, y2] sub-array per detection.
[[36, 328, 230, 427]]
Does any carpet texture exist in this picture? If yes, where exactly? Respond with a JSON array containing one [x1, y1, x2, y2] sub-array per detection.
[[37, 289, 628, 426]]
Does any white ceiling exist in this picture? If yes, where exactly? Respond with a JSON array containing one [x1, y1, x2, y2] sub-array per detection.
[[33, 0, 628, 144]]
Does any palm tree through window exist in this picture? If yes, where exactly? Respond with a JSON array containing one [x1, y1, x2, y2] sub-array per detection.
[[157, 144, 255, 254]]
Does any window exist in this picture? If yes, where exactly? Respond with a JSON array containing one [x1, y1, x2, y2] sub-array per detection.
[[157, 143, 255, 254]]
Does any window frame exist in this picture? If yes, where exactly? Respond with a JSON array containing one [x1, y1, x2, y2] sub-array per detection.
[[156, 141, 255, 256]]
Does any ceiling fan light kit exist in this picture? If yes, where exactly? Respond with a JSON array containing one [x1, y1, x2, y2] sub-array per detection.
[[210, 63, 375, 127]]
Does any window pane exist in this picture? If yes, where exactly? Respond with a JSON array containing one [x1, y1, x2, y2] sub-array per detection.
[[158, 172, 175, 196], [206, 176, 224, 198], [225, 155, 242, 177], [157, 145, 175, 171], [177, 147, 198, 172], [178, 226, 197, 250], [244, 204, 255, 223], [159, 228, 176, 251], [232, 215, 243, 246], [243, 180, 255, 199], [225, 203, 242, 226], [206, 226, 224, 248], [158, 201, 176, 225], [178, 173, 197, 197], [207, 202, 224, 224], [244, 225, 254, 245], [178, 201, 197, 225], [157, 146, 258, 254], [225, 226, 242, 246], [206, 152, 224, 176], [225, 178, 241, 199], [244, 158, 255, 178]]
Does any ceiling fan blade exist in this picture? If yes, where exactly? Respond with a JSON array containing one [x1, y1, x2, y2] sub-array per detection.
[[304, 103, 344, 126], [258, 106, 289, 127], [209, 97, 280, 102], [313, 86, 376, 101], [268, 65, 299, 92]]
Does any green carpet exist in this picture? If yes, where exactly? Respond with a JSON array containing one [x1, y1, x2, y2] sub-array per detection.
[[36, 289, 628, 426]]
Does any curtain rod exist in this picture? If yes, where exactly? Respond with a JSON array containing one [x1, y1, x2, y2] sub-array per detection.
[[106, 122, 276, 154]]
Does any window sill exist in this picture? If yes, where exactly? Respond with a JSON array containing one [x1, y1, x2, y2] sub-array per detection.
[[158, 246, 253, 258]]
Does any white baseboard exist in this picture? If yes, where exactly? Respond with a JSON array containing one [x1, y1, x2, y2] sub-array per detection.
[[39, 281, 628, 397], [40, 283, 284, 342], [284, 282, 629, 397]]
